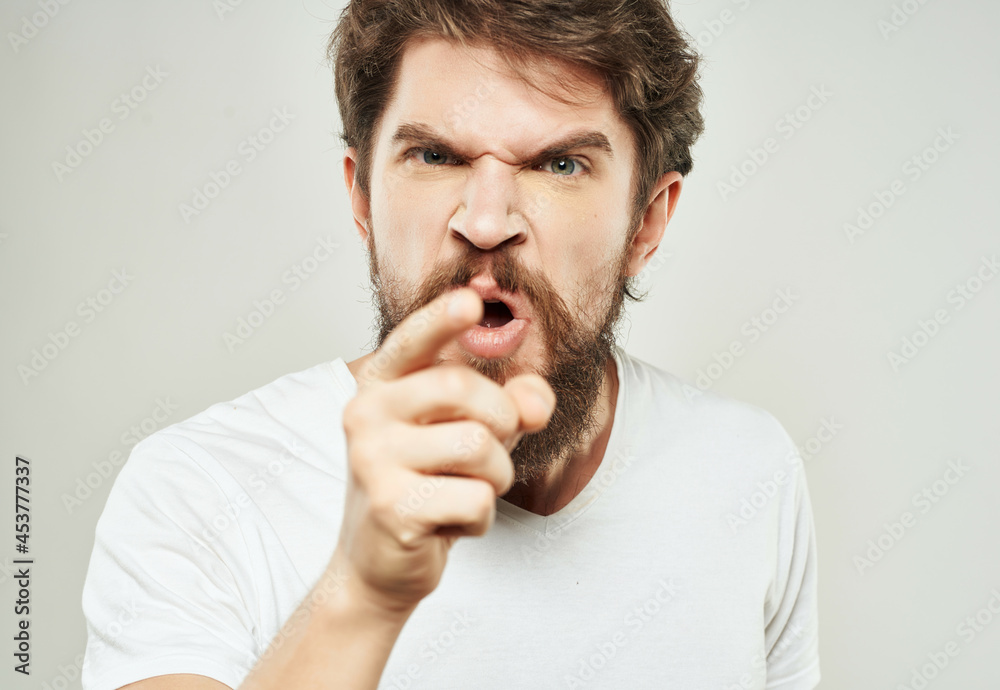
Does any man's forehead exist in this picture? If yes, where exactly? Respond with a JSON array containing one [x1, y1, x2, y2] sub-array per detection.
[[377, 36, 630, 161]]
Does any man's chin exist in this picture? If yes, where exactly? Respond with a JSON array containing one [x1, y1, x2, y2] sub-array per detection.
[[449, 344, 547, 387]]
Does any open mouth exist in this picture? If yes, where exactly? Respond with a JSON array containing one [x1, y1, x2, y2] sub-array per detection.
[[480, 299, 515, 328]]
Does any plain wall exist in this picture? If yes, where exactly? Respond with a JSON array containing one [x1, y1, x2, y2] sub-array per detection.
[[1, 0, 998, 687]]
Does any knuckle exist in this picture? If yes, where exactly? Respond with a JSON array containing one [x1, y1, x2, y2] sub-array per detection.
[[472, 484, 496, 524], [396, 525, 422, 548], [524, 372, 551, 393], [342, 396, 375, 434], [437, 366, 471, 399], [347, 436, 376, 473], [491, 398, 519, 436], [368, 486, 403, 524], [498, 452, 515, 493], [450, 421, 490, 463]]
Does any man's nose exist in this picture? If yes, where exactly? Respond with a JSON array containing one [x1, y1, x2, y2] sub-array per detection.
[[448, 157, 528, 250]]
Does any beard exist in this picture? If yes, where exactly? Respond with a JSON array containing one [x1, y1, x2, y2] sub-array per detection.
[[364, 222, 632, 487]]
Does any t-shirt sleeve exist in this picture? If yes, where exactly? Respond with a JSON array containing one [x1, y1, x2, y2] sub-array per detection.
[[81, 434, 259, 690], [763, 453, 821, 689]]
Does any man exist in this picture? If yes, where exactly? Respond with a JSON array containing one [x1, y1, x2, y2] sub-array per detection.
[[82, 1, 820, 688]]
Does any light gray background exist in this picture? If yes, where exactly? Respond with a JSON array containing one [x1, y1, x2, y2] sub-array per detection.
[[1, 0, 998, 688]]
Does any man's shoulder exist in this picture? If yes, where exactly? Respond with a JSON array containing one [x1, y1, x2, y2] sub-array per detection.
[[121, 357, 355, 486], [618, 347, 801, 473]]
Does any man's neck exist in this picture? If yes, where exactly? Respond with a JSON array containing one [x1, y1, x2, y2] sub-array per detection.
[[344, 353, 620, 518]]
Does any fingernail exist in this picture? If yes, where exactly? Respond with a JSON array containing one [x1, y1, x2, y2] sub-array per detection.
[[532, 388, 554, 414]]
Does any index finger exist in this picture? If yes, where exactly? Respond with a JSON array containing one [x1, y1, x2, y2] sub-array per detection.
[[357, 287, 483, 386]]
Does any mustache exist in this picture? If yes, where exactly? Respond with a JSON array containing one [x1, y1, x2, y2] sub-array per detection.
[[408, 244, 570, 340]]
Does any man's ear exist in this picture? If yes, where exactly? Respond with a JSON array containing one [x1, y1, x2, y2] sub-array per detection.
[[626, 170, 684, 276], [343, 146, 371, 245]]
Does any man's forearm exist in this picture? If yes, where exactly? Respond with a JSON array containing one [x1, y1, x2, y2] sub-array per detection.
[[237, 566, 412, 690]]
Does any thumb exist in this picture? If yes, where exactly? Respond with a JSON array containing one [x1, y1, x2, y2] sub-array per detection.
[[503, 373, 556, 436]]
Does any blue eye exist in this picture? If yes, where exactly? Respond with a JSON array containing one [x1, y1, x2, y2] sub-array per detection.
[[549, 158, 576, 175], [408, 147, 586, 176], [539, 156, 589, 177], [420, 150, 452, 165]]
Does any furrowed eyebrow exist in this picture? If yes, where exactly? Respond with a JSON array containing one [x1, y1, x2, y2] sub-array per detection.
[[391, 123, 465, 161], [389, 122, 614, 167]]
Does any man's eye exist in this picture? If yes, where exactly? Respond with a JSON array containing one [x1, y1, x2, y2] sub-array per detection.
[[414, 149, 455, 166], [540, 157, 585, 176]]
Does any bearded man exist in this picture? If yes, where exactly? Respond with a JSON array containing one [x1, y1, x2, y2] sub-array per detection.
[[82, 1, 820, 689]]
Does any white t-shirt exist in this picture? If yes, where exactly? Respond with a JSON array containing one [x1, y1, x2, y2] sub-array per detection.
[[81, 345, 820, 689]]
